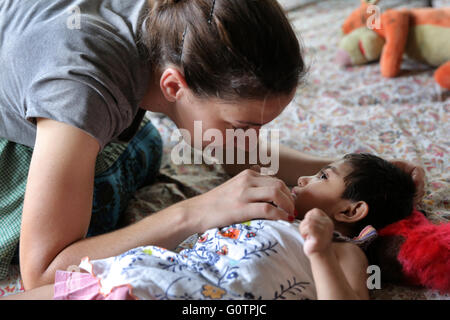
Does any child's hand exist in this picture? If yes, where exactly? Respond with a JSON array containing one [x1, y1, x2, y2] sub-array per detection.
[[299, 209, 334, 258]]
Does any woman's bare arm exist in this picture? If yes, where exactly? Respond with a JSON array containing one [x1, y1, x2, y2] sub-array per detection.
[[20, 118, 195, 290], [222, 144, 337, 186]]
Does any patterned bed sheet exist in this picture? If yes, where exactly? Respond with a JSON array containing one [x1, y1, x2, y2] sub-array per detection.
[[1, 0, 449, 299]]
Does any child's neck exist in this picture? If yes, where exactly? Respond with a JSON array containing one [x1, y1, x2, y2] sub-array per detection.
[[333, 222, 354, 238]]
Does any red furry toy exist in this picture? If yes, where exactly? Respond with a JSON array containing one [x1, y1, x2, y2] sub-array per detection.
[[367, 209, 450, 293]]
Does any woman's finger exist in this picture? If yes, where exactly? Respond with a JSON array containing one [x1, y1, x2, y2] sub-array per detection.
[[249, 175, 294, 202], [233, 171, 294, 208], [250, 165, 261, 173], [245, 202, 291, 222], [220, 168, 258, 188], [243, 186, 295, 215], [234, 169, 294, 204]]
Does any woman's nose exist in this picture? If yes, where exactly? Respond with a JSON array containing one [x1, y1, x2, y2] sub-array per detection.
[[297, 176, 310, 187]]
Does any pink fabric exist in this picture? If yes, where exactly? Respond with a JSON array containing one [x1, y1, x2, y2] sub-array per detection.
[[53, 271, 135, 300]]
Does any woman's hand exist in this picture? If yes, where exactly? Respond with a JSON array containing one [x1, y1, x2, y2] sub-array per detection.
[[389, 159, 426, 206], [299, 209, 334, 258], [182, 169, 296, 233]]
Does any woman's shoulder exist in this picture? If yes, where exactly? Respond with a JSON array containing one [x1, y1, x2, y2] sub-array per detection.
[[1, 0, 151, 149], [6, 0, 150, 86]]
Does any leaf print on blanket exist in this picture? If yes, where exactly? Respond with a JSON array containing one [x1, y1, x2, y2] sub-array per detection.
[[157, 247, 220, 274], [217, 264, 240, 287], [158, 256, 189, 273], [241, 241, 279, 261], [273, 277, 310, 300], [188, 246, 221, 266]]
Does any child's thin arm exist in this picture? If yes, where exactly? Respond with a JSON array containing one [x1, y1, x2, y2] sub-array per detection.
[[309, 243, 369, 300], [299, 209, 369, 300]]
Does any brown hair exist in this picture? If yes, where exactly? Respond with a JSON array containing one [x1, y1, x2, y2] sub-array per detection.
[[144, 0, 305, 101]]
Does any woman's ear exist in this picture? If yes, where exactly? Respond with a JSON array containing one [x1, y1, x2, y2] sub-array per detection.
[[335, 201, 369, 224], [160, 67, 188, 102]]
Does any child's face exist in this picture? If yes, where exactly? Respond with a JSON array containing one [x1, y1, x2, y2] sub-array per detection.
[[292, 160, 353, 219]]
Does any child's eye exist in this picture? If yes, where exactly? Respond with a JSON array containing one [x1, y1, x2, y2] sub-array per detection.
[[318, 171, 328, 180]]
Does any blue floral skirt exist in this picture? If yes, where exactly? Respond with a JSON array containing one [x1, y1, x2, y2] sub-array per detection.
[[0, 118, 162, 279]]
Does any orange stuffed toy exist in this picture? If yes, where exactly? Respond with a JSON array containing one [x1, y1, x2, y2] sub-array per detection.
[[336, 0, 450, 89]]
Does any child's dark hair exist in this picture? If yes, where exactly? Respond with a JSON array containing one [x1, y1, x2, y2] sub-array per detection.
[[144, 0, 305, 101], [341, 153, 416, 234]]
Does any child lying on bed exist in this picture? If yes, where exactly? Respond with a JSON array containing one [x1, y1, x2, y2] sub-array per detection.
[[6, 153, 416, 300]]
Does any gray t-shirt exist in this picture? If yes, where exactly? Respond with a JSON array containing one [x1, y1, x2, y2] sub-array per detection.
[[0, 0, 151, 151]]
